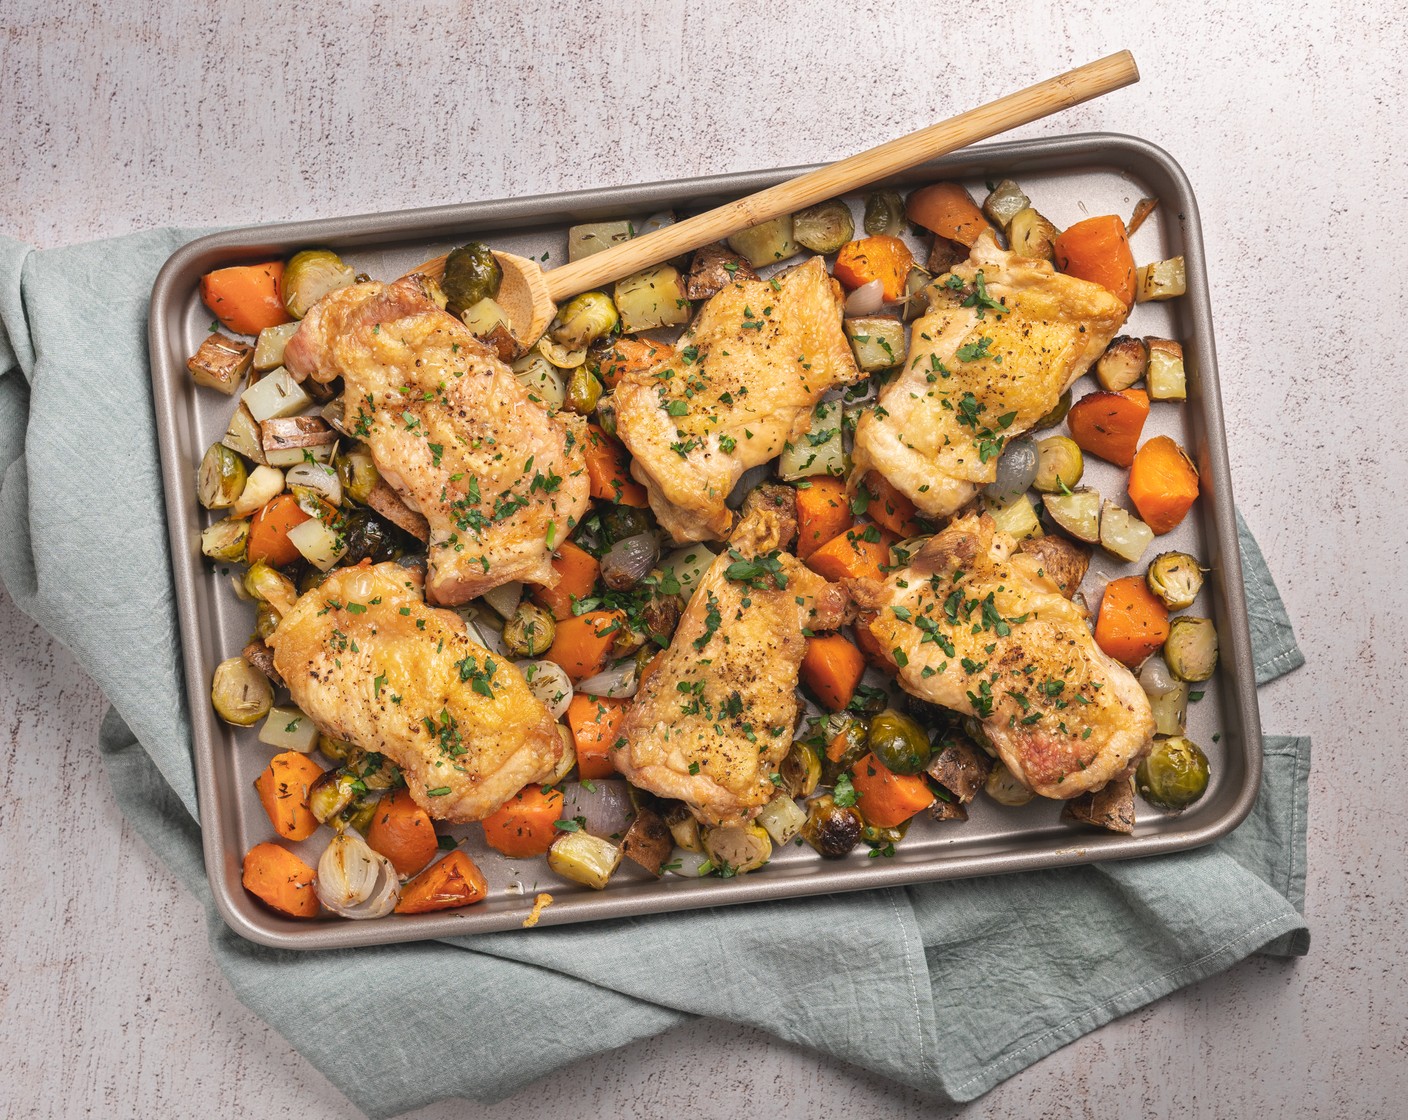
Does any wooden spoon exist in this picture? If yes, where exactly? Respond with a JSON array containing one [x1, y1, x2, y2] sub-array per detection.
[[411, 50, 1138, 347]]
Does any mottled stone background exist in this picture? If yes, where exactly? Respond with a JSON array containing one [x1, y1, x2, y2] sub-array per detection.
[[3, 2, 1403, 1116]]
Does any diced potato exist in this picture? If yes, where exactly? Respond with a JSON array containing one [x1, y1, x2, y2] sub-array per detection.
[[982, 179, 1031, 229], [727, 215, 800, 269], [459, 297, 518, 361], [1146, 338, 1187, 401], [778, 399, 845, 481], [512, 351, 567, 411], [1135, 256, 1187, 302], [985, 761, 1034, 806], [241, 367, 311, 423], [1043, 488, 1101, 544], [1099, 501, 1155, 562], [756, 796, 807, 847], [1095, 336, 1149, 392], [568, 220, 633, 263], [1061, 770, 1135, 833], [902, 265, 933, 322], [264, 442, 337, 468], [230, 465, 285, 518], [844, 316, 906, 372], [614, 265, 691, 333], [253, 321, 301, 372], [260, 415, 336, 455], [258, 705, 320, 754], [188, 333, 254, 395], [547, 831, 623, 890], [985, 492, 1042, 539]]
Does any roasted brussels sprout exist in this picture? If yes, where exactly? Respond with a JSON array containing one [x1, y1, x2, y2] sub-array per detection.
[[253, 600, 279, 642], [503, 601, 556, 657], [336, 444, 381, 504], [345, 748, 403, 791], [780, 741, 822, 799], [793, 200, 855, 254], [1146, 551, 1204, 610], [197, 441, 249, 510], [549, 291, 620, 350], [308, 769, 359, 825], [535, 336, 588, 370], [512, 350, 568, 412], [318, 733, 356, 763], [200, 517, 250, 563], [1135, 736, 1210, 810], [282, 249, 355, 319], [819, 715, 870, 786], [1033, 435, 1084, 493], [801, 793, 863, 859], [244, 561, 299, 614], [1007, 207, 1060, 261], [1165, 616, 1218, 682], [703, 823, 773, 875], [565, 364, 604, 415], [863, 190, 905, 238], [441, 242, 503, 317], [211, 657, 273, 726], [1096, 336, 1150, 392], [867, 709, 932, 776], [600, 503, 653, 544], [861, 820, 909, 850], [340, 506, 403, 565]]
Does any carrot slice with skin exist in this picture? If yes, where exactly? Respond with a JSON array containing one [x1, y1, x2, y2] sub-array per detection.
[[832, 236, 915, 301]]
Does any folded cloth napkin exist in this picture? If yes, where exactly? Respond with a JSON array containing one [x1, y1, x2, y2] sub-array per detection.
[[0, 231, 1310, 1118]]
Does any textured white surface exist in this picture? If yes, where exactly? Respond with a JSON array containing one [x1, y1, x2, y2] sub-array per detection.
[[3, 1, 1406, 1117]]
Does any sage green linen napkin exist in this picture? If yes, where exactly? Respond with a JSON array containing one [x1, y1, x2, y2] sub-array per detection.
[[0, 231, 1309, 1118]]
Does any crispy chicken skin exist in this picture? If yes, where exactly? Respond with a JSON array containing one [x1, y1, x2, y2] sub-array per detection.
[[283, 276, 588, 605], [853, 232, 1127, 519], [613, 256, 862, 543], [615, 489, 848, 826], [851, 515, 1154, 799], [268, 563, 563, 822]]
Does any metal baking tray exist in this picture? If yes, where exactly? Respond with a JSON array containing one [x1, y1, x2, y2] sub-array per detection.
[[149, 132, 1261, 950]]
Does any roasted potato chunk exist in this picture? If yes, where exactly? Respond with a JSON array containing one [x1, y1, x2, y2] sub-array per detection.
[[684, 242, 759, 300]]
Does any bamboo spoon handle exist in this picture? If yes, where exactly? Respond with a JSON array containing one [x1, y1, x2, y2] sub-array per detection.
[[543, 50, 1139, 302]]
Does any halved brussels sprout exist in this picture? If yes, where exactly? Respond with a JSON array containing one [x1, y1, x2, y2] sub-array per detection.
[[1033, 435, 1084, 493], [867, 709, 932, 776], [1032, 387, 1072, 431], [549, 291, 619, 350], [282, 249, 356, 319], [801, 793, 863, 859], [308, 769, 359, 825], [1007, 207, 1060, 261], [441, 242, 503, 317], [1095, 336, 1149, 392], [564, 365, 604, 416], [726, 215, 799, 268], [503, 601, 556, 657], [535, 335, 588, 370], [211, 657, 274, 726], [254, 601, 279, 641], [200, 517, 250, 563], [1146, 552, 1204, 611], [863, 190, 905, 237], [1165, 616, 1218, 682], [901, 265, 933, 322], [318, 733, 356, 763], [1135, 736, 1209, 810], [511, 350, 567, 412], [336, 444, 381, 505], [779, 741, 822, 799], [703, 822, 773, 875], [243, 561, 299, 615], [793, 200, 855, 254]]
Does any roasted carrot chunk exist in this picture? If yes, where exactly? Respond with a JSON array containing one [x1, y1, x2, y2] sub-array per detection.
[[1094, 575, 1171, 666], [532, 540, 600, 621], [1127, 435, 1200, 534], [253, 751, 324, 841], [566, 693, 629, 779], [795, 477, 852, 560], [365, 788, 440, 878], [1054, 215, 1137, 306], [482, 785, 565, 859], [241, 841, 319, 918], [1065, 388, 1150, 468], [584, 424, 649, 507], [395, 851, 489, 914], [800, 634, 867, 711], [200, 261, 292, 336], [850, 752, 936, 828]]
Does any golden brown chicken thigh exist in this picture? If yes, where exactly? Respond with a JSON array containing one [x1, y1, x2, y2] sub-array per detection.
[[852, 232, 1126, 519], [613, 257, 862, 543], [852, 514, 1154, 799], [614, 490, 847, 825], [283, 276, 588, 605], [268, 563, 563, 822]]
